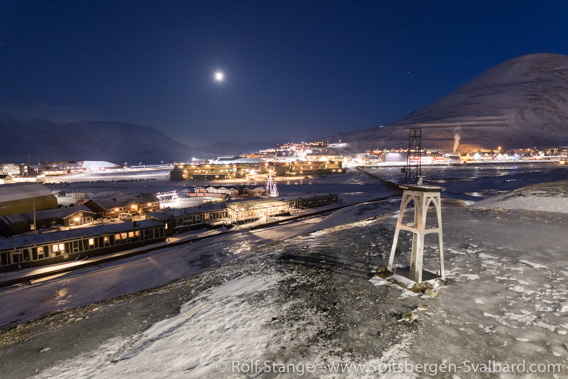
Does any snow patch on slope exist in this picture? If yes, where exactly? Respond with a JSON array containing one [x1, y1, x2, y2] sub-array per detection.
[[474, 180, 568, 213]]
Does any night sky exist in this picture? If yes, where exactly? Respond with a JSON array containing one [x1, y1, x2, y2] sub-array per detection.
[[1, 1, 568, 147]]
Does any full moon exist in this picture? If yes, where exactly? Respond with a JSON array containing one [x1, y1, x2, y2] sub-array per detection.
[[214, 71, 224, 81]]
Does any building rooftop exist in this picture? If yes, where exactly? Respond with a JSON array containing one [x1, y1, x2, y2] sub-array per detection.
[[0, 183, 54, 203], [0, 205, 95, 225], [226, 198, 288, 211]]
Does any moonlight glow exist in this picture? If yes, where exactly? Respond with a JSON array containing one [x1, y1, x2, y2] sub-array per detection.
[[214, 71, 224, 81]]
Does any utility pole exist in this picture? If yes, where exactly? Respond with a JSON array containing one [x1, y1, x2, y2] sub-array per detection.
[[405, 128, 422, 184], [32, 198, 37, 232]]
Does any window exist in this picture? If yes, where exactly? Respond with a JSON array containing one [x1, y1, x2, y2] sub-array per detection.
[[135, 231, 140, 237], [121, 232, 127, 239], [104, 236, 110, 244], [115, 233, 121, 240], [11, 250, 23, 264], [1, 252, 9, 266], [52, 244, 60, 252], [88, 238, 95, 246], [128, 231, 134, 238], [36, 247, 46, 260]]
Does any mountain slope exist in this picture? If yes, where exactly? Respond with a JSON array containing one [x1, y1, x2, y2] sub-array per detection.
[[197, 140, 286, 155], [334, 53, 568, 152], [0, 113, 196, 163]]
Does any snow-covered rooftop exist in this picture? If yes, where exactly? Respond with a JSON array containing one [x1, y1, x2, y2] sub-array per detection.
[[0, 183, 55, 203], [81, 161, 121, 169], [0, 205, 95, 225], [0, 219, 162, 250]]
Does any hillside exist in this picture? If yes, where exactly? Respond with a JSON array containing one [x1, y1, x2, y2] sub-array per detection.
[[0, 113, 196, 164], [333, 53, 568, 152]]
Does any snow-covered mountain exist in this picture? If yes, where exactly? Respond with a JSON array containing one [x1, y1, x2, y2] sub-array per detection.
[[0, 113, 197, 164], [333, 53, 568, 152]]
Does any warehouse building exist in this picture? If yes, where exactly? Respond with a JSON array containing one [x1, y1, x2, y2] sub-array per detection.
[[0, 183, 58, 216]]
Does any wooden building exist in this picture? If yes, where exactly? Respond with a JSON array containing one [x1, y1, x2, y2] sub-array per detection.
[[0, 220, 165, 272], [284, 194, 338, 209], [226, 199, 290, 223], [0, 205, 97, 236], [84, 193, 160, 218], [147, 202, 229, 233]]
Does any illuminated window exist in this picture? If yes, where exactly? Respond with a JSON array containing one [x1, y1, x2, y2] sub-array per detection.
[[36, 246, 46, 259], [135, 231, 140, 237], [59, 243, 65, 252], [52, 244, 59, 252], [88, 238, 95, 246], [128, 231, 134, 238], [115, 234, 121, 240], [104, 236, 110, 243], [121, 232, 127, 239]]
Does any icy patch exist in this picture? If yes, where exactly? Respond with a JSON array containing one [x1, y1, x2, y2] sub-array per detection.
[[37, 274, 287, 378], [478, 253, 499, 260], [519, 260, 547, 269], [483, 312, 517, 328], [368, 275, 418, 298], [207, 275, 275, 300], [390, 274, 418, 289], [535, 321, 556, 332], [509, 285, 534, 295], [369, 276, 391, 286], [461, 274, 480, 281], [505, 312, 537, 324]]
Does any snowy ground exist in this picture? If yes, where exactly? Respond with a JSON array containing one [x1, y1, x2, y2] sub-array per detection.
[[1, 166, 568, 378], [474, 180, 568, 214], [2, 205, 566, 378]]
